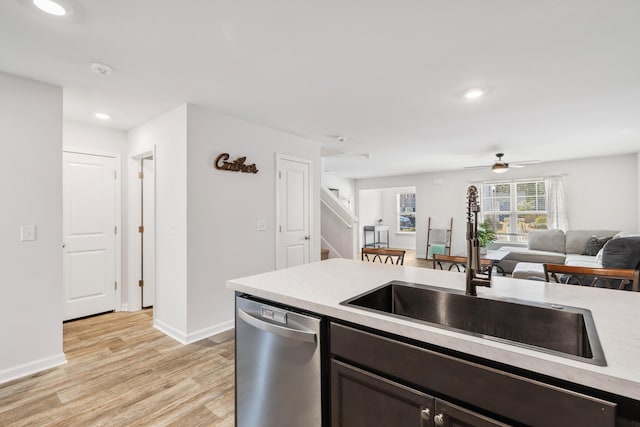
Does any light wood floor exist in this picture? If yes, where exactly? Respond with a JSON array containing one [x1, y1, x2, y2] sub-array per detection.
[[401, 249, 433, 268], [0, 310, 235, 426]]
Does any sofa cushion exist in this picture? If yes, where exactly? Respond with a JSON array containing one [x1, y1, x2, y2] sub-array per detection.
[[583, 236, 612, 256], [502, 248, 567, 265], [512, 262, 546, 280], [602, 236, 640, 270], [528, 229, 565, 253], [564, 254, 602, 268], [565, 230, 617, 254]]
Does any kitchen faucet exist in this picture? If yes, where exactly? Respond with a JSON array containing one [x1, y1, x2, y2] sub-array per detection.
[[466, 185, 492, 296]]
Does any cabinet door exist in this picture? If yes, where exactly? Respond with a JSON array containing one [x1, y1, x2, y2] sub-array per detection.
[[433, 399, 510, 427], [331, 360, 434, 426]]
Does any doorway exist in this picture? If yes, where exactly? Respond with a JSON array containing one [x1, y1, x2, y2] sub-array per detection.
[[276, 155, 312, 269], [132, 151, 155, 309], [62, 150, 121, 321]]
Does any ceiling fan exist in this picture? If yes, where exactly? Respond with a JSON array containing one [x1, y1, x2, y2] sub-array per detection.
[[464, 153, 540, 174]]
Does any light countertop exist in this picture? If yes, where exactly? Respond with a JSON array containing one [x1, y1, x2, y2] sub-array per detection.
[[226, 258, 640, 400]]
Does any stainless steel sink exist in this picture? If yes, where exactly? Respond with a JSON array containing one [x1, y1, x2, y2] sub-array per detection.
[[342, 281, 606, 366]]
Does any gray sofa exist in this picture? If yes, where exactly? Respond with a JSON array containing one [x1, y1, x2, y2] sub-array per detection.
[[496, 229, 620, 274]]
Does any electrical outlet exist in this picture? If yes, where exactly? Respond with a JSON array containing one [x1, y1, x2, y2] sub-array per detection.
[[21, 225, 36, 241]]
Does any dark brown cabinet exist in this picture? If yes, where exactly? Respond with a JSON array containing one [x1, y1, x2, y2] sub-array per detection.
[[331, 359, 508, 427], [331, 359, 433, 426], [330, 322, 616, 427]]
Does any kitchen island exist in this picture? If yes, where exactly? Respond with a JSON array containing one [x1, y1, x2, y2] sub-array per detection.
[[227, 258, 640, 425]]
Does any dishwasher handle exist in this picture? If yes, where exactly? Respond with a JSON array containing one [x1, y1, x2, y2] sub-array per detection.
[[237, 309, 317, 343]]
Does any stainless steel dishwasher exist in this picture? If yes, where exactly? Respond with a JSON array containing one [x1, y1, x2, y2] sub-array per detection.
[[235, 295, 322, 427]]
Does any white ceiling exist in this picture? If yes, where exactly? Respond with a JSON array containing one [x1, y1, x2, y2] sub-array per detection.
[[1, 0, 639, 178]]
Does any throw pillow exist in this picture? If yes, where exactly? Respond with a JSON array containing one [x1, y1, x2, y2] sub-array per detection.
[[583, 236, 612, 256], [595, 247, 604, 265], [602, 236, 640, 270], [613, 231, 640, 239]]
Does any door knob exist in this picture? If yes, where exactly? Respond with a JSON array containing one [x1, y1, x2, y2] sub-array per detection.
[[434, 413, 445, 426], [62, 242, 66, 248], [304, 235, 311, 240]]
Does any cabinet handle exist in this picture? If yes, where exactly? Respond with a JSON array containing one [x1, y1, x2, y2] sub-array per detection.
[[420, 408, 431, 427], [434, 413, 445, 426]]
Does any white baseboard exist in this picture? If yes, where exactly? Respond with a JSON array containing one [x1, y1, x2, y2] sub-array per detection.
[[118, 304, 130, 312], [154, 319, 188, 344], [185, 320, 234, 344], [154, 319, 234, 345], [0, 353, 67, 385]]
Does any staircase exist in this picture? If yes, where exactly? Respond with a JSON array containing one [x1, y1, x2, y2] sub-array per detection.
[[320, 186, 359, 260]]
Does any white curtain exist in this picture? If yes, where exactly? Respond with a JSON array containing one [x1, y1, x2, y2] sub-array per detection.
[[544, 175, 569, 231]]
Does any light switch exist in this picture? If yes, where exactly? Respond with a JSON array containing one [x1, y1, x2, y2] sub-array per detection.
[[256, 220, 266, 231], [21, 225, 36, 241]]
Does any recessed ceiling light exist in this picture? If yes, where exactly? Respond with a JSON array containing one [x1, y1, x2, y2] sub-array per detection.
[[463, 88, 486, 100], [33, 0, 66, 16], [91, 62, 113, 76], [94, 113, 110, 120]]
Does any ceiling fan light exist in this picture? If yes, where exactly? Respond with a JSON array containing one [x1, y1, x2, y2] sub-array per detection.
[[492, 163, 509, 173]]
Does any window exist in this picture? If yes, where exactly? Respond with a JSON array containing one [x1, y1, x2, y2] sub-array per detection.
[[480, 179, 547, 242], [397, 193, 416, 233]]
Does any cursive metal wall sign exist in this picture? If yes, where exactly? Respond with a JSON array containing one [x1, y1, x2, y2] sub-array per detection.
[[213, 153, 259, 174]]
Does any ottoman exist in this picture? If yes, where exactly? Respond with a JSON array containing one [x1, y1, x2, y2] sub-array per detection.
[[511, 262, 546, 281]]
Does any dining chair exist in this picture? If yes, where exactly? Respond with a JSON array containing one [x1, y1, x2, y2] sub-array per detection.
[[543, 264, 639, 291], [361, 247, 406, 265], [432, 254, 492, 272]]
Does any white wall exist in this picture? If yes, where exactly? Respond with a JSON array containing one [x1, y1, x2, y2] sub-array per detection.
[[127, 105, 188, 338], [185, 104, 321, 337], [126, 103, 321, 343], [358, 153, 639, 258], [63, 121, 129, 306], [64, 121, 127, 154], [322, 173, 356, 211], [0, 72, 65, 383], [358, 189, 382, 228]]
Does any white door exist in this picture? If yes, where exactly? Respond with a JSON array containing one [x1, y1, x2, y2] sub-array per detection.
[[141, 157, 155, 308], [63, 152, 117, 320], [277, 156, 311, 269]]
